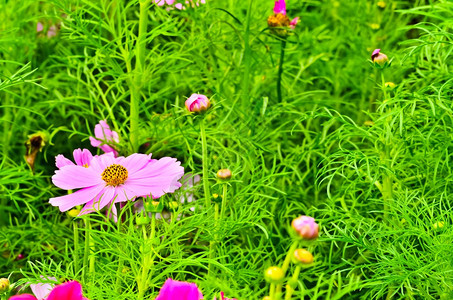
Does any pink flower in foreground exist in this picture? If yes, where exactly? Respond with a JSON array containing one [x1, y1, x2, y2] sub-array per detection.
[[155, 278, 203, 300], [291, 216, 319, 239], [28, 276, 57, 300], [273, 0, 286, 15], [89, 120, 119, 156], [56, 149, 93, 169], [36, 22, 44, 32], [49, 153, 184, 216], [9, 281, 88, 300], [185, 94, 210, 113]]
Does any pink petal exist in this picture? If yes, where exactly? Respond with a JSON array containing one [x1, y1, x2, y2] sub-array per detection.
[[47, 281, 84, 300], [273, 0, 286, 14], [30, 277, 56, 300], [155, 278, 203, 300], [78, 186, 115, 215], [36, 22, 44, 32], [9, 295, 37, 300], [56, 155, 74, 169], [118, 153, 152, 174], [175, 3, 183, 9], [73, 149, 93, 167], [49, 184, 105, 212], [52, 165, 102, 190]]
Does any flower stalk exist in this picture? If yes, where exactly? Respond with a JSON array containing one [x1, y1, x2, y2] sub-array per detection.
[[274, 241, 298, 297], [200, 119, 211, 208], [277, 40, 286, 103], [137, 213, 156, 300]]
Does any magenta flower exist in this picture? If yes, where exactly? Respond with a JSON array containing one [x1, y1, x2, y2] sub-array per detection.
[[291, 216, 319, 239], [185, 94, 210, 113], [273, 0, 286, 14], [9, 281, 88, 300], [89, 120, 119, 156], [289, 17, 300, 29], [49, 153, 184, 216], [155, 278, 203, 300], [56, 149, 93, 169]]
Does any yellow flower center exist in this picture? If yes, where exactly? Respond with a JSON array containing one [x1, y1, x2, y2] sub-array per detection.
[[101, 164, 128, 186]]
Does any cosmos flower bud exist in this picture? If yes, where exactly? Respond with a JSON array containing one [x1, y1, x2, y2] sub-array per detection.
[[136, 214, 151, 226], [264, 266, 284, 283], [385, 82, 396, 89], [291, 216, 319, 239], [217, 169, 232, 180], [0, 278, 9, 293], [371, 49, 389, 67], [433, 221, 444, 229], [293, 249, 314, 265], [185, 94, 210, 113], [16, 253, 25, 260]]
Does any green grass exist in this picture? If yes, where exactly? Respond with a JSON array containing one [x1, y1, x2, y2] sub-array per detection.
[[1, 0, 453, 299]]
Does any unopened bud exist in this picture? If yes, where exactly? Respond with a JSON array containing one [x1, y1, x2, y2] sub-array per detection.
[[68, 208, 80, 218], [385, 82, 396, 89], [0, 278, 9, 293], [291, 216, 319, 239], [168, 201, 179, 210], [264, 266, 284, 283], [433, 221, 444, 229], [217, 169, 232, 180], [136, 214, 150, 226], [371, 49, 389, 67], [185, 94, 210, 113], [293, 249, 314, 265]]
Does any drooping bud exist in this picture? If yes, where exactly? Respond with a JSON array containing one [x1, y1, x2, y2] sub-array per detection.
[[24, 131, 48, 173], [291, 216, 319, 239], [293, 249, 314, 265], [217, 169, 232, 180], [264, 266, 284, 283], [185, 94, 210, 113], [371, 49, 389, 68], [0, 278, 9, 293]]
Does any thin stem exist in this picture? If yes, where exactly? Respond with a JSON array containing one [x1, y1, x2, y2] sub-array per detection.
[[269, 283, 276, 300], [220, 183, 227, 221], [88, 221, 95, 275], [241, 0, 253, 109], [284, 266, 301, 300], [137, 214, 156, 300], [209, 202, 220, 275], [200, 119, 211, 208], [130, 0, 150, 152], [73, 221, 79, 275], [275, 241, 299, 296], [277, 40, 287, 103]]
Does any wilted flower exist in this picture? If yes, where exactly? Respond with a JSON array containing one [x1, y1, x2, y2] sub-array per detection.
[[264, 266, 284, 283], [9, 281, 88, 300], [185, 94, 210, 113], [155, 278, 203, 300], [216, 169, 232, 180], [56, 149, 93, 169], [371, 49, 389, 67], [291, 216, 319, 239], [24, 132, 48, 173], [49, 153, 184, 217], [89, 120, 119, 156], [293, 249, 314, 265], [267, 0, 299, 36]]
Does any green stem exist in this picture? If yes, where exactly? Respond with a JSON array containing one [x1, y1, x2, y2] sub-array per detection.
[[130, 0, 150, 152], [269, 283, 276, 300], [209, 202, 220, 275], [73, 221, 79, 275], [277, 40, 287, 103], [275, 241, 299, 296], [241, 0, 253, 109], [220, 183, 227, 221], [137, 214, 156, 300], [200, 119, 211, 208], [284, 266, 301, 300], [88, 221, 95, 275]]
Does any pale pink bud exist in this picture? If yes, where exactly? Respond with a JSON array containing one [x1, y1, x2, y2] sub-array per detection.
[[371, 49, 388, 66], [291, 216, 319, 239], [185, 93, 210, 113]]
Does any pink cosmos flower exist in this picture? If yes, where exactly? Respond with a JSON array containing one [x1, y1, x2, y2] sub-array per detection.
[[89, 120, 119, 156], [47, 25, 58, 38], [291, 216, 319, 239], [155, 278, 203, 300], [29, 276, 58, 300], [273, 0, 286, 15], [9, 281, 88, 300], [371, 49, 389, 65], [185, 94, 210, 113], [56, 149, 93, 169], [49, 153, 184, 216]]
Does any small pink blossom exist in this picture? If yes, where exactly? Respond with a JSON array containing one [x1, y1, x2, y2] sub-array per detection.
[[185, 94, 210, 113], [289, 17, 300, 29], [49, 153, 184, 217], [89, 120, 119, 156], [215, 291, 237, 300], [9, 281, 88, 300], [155, 278, 203, 300], [36, 22, 44, 32], [56, 149, 93, 169], [273, 0, 286, 15], [47, 25, 58, 38], [291, 216, 319, 239]]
